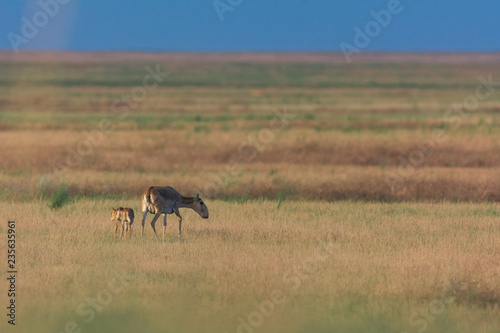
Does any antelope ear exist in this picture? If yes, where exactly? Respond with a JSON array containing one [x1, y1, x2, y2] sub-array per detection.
[[195, 194, 199, 199]]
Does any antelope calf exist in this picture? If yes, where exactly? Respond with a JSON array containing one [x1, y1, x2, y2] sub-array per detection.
[[110, 207, 135, 239]]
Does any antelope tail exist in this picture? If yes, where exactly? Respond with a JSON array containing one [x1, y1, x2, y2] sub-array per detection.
[[144, 187, 158, 214]]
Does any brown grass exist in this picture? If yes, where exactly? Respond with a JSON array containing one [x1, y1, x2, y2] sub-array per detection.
[[3, 51, 500, 64], [2, 129, 500, 202], [1, 199, 500, 333], [1, 53, 500, 332]]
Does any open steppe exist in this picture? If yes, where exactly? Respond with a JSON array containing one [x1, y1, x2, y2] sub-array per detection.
[[0, 52, 499, 332]]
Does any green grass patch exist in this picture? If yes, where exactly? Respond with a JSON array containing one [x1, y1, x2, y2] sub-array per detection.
[[49, 185, 70, 210]]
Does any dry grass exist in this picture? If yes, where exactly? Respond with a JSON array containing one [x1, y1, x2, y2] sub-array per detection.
[[3, 51, 500, 64], [2, 129, 500, 202], [1, 199, 499, 332], [2, 55, 500, 202], [2, 53, 500, 332], [4, 129, 500, 170]]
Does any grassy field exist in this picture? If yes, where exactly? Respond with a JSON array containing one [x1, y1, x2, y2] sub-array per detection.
[[1, 52, 500, 332], [2, 53, 500, 202], [2, 200, 500, 333]]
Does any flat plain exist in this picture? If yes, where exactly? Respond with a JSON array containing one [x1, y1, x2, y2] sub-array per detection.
[[0, 52, 499, 333]]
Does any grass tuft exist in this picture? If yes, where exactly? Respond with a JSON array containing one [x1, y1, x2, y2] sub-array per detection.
[[276, 188, 287, 209], [49, 185, 70, 210]]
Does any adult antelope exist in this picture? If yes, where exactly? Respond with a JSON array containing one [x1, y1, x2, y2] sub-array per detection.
[[141, 186, 209, 237]]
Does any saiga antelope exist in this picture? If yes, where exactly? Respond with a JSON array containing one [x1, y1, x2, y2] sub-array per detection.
[[141, 186, 209, 237]]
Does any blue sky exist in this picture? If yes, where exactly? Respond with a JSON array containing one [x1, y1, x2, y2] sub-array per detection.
[[1, 0, 500, 52]]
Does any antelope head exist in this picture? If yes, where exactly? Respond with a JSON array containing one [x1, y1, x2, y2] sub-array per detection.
[[192, 194, 209, 219], [110, 208, 118, 221], [110, 207, 122, 221]]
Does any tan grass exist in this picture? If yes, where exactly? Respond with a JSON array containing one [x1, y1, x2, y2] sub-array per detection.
[[2, 128, 500, 201], [1, 199, 499, 332], [2, 54, 500, 332]]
